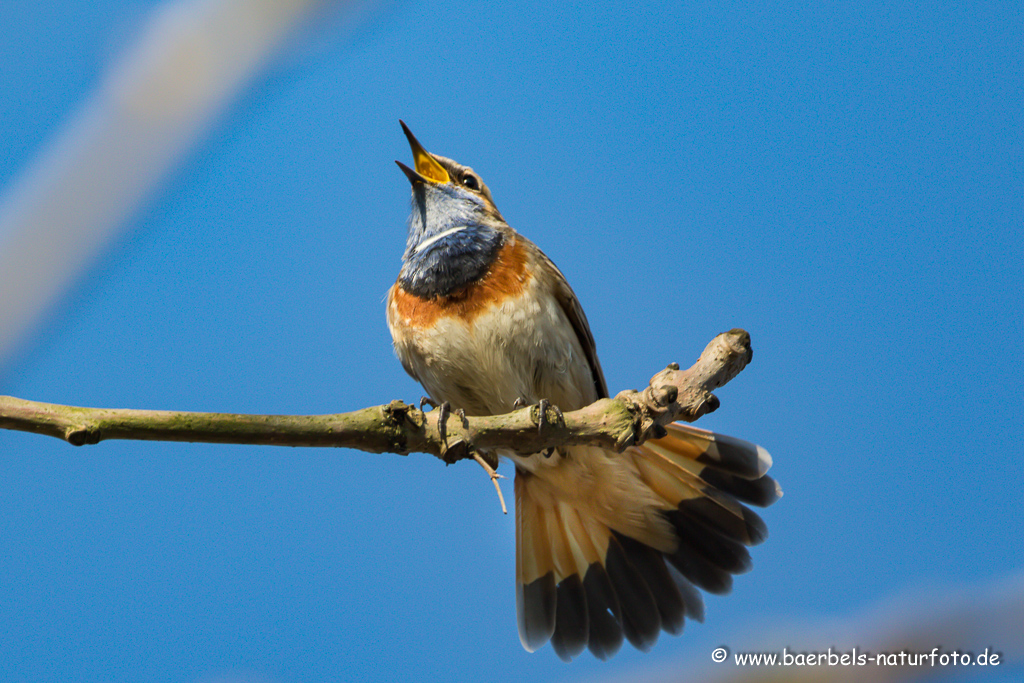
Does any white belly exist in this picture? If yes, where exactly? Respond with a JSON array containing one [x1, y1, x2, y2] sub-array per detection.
[[387, 276, 597, 417]]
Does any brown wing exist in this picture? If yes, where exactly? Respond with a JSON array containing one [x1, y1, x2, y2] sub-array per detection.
[[533, 248, 609, 400]]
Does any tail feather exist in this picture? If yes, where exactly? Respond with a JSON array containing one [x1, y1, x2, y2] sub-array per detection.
[[667, 510, 753, 575], [650, 423, 772, 479], [670, 488, 768, 546], [604, 534, 662, 651], [580, 563, 624, 659], [615, 534, 686, 635], [550, 574, 588, 660], [667, 566, 705, 622], [664, 524, 736, 594], [548, 503, 595, 660], [646, 424, 782, 508], [697, 467, 782, 507], [635, 443, 768, 546], [515, 479, 557, 652], [514, 423, 779, 660], [571, 502, 628, 659]]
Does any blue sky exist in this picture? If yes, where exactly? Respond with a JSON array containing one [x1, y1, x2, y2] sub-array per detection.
[[1, 1, 1022, 682]]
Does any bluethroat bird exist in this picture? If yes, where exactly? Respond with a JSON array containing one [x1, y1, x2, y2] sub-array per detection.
[[387, 122, 780, 660]]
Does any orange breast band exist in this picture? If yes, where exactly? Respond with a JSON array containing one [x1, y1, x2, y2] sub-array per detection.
[[390, 238, 531, 329]]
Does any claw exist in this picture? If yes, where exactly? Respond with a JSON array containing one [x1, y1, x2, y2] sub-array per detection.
[[437, 401, 451, 444], [512, 397, 527, 410], [419, 396, 438, 411]]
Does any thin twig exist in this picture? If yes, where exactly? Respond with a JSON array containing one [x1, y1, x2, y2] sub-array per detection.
[[471, 451, 508, 514]]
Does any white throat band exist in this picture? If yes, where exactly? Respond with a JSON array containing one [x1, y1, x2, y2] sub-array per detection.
[[413, 226, 468, 255]]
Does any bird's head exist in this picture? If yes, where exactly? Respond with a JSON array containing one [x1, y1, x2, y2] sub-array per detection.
[[395, 121, 506, 297]]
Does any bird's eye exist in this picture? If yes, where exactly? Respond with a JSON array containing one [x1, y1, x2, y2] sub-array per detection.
[[461, 174, 480, 191]]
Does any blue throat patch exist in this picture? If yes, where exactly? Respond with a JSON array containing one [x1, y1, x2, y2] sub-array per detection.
[[399, 183, 504, 298]]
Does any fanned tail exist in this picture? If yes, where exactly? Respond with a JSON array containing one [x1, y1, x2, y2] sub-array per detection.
[[515, 423, 780, 661]]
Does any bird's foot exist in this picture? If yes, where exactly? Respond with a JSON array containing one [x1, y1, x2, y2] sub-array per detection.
[[432, 402, 472, 464], [533, 398, 564, 434], [513, 397, 564, 433], [436, 401, 451, 444], [513, 398, 562, 457], [419, 396, 439, 411]]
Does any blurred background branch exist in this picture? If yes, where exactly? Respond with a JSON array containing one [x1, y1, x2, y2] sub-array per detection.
[[0, 0, 379, 374], [601, 573, 1024, 683]]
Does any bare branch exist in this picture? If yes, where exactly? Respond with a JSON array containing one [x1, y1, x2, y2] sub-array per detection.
[[0, 329, 752, 463]]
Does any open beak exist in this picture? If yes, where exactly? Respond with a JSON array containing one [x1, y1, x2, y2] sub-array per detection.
[[396, 120, 451, 185]]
